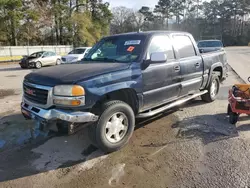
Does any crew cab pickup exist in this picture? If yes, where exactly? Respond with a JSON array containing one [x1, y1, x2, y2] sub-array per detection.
[[21, 31, 228, 152]]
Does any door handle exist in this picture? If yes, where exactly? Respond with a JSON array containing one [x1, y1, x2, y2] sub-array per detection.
[[174, 65, 180, 72], [195, 62, 200, 67]]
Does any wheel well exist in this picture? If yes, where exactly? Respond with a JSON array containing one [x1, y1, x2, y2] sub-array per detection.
[[213, 66, 223, 80], [92, 89, 139, 114]]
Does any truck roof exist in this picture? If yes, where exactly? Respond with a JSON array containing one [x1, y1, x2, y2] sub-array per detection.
[[198, 40, 222, 42], [109, 31, 191, 37]]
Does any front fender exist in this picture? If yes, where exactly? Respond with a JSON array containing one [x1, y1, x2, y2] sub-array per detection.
[[206, 62, 223, 87], [79, 64, 143, 109]]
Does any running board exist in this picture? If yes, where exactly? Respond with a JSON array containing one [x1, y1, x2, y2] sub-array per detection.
[[137, 90, 208, 118]]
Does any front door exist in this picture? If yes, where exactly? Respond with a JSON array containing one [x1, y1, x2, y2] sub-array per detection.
[[172, 35, 204, 96], [41, 52, 55, 65], [142, 35, 181, 111]]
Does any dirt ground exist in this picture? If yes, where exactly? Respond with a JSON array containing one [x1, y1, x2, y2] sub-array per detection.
[[1, 48, 250, 188]]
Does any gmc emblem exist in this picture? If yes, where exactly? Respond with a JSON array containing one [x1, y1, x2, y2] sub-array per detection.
[[26, 88, 36, 96]]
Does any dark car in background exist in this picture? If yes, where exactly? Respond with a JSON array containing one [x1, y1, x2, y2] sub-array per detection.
[[197, 40, 224, 53]]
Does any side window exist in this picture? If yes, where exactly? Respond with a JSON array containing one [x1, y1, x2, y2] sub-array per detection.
[[43, 52, 50, 57], [148, 35, 175, 60], [49, 52, 56, 56], [173, 35, 196, 58]]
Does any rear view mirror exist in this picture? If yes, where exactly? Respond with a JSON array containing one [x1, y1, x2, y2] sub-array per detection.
[[150, 52, 167, 63]]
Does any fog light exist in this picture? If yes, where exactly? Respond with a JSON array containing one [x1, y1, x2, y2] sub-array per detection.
[[54, 99, 81, 106]]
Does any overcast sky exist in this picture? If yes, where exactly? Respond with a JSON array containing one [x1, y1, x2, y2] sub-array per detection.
[[106, 0, 158, 9]]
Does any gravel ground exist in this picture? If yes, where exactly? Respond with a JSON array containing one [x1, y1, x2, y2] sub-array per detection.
[[1, 48, 250, 188]]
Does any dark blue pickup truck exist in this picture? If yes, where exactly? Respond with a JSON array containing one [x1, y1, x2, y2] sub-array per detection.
[[21, 31, 227, 152]]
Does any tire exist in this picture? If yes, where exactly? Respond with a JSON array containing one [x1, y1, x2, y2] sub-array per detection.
[[229, 112, 239, 124], [227, 104, 232, 115], [56, 59, 61, 65], [201, 74, 220, 102], [56, 120, 69, 134], [35, 61, 42, 69], [88, 100, 135, 153]]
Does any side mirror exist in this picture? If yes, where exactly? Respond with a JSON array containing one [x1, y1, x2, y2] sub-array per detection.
[[150, 52, 167, 63], [199, 49, 204, 53]]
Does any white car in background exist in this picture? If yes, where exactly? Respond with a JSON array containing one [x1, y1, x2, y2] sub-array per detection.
[[61, 47, 91, 63]]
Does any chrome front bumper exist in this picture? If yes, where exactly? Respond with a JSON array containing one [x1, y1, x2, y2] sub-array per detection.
[[21, 101, 99, 123]]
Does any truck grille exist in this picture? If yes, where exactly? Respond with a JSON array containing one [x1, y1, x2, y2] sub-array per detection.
[[23, 83, 48, 105]]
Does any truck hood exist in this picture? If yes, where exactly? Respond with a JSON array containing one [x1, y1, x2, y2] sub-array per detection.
[[25, 62, 130, 86]]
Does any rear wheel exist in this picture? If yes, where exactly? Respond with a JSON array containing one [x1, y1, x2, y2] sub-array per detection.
[[88, 100, 135, 153], [56, 59, 61, 65], [201, 74, 220, 102], [35, 61, 42, 69], [229, 112, 239, 124], [227, 104, 232, 115]]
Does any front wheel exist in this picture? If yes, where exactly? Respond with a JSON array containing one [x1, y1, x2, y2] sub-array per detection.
[[229, 112, 239, 124], [88, 100, 135, 153], [35, 61, 42, 69], [201, 74, 220, 102]]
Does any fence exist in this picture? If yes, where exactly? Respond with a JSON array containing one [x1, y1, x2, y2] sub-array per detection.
[[0, 45, 73, 62]]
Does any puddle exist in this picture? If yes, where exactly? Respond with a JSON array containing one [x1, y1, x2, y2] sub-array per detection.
[[0, 89, 16, 99], [0, 114, 53, 151], [109, 163, 126, 187]]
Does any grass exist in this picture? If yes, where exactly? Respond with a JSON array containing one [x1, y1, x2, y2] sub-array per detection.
[[0, 56, 22, 62]]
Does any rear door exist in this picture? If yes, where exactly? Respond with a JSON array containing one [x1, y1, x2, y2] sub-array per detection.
[[172, 34, 203, 96], [142, 35, 181, 110]]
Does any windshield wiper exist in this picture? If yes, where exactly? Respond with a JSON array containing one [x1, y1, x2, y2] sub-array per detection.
[[101, 58, 121, 62]]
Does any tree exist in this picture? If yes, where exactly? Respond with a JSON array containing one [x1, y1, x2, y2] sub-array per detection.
[[154, 0, 173, 29], [110, 6, 134, 34], [72, 0, 112, 46], [0, 0, 23, 45]]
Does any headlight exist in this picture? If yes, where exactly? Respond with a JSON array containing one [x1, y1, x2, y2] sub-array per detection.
[[53, 85, 85, 96]]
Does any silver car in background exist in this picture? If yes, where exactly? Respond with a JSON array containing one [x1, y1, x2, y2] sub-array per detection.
[[61, 47, 91, 64], [19, 51, 62, 69]]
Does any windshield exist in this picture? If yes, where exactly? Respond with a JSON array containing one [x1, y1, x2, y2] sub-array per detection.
[[198, 41, 223, 48], [30, 52, 44, 58], [69, 49, 86, 54], [84, 35, 146, 63]]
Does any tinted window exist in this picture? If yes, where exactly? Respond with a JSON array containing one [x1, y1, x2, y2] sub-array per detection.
[[148, 35, 175, 60], [30, 52, 43, 58], [173, 35, 196, 58]]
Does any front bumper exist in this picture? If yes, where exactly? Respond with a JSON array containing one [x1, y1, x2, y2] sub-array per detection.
[[21, 101, 98, 123]]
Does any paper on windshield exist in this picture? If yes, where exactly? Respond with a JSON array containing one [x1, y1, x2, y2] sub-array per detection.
[[124, 40, 141, 45]]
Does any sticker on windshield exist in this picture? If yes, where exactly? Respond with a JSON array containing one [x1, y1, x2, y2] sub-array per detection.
[[127, 46, 135, 52], [124, 40, 141, 45]]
